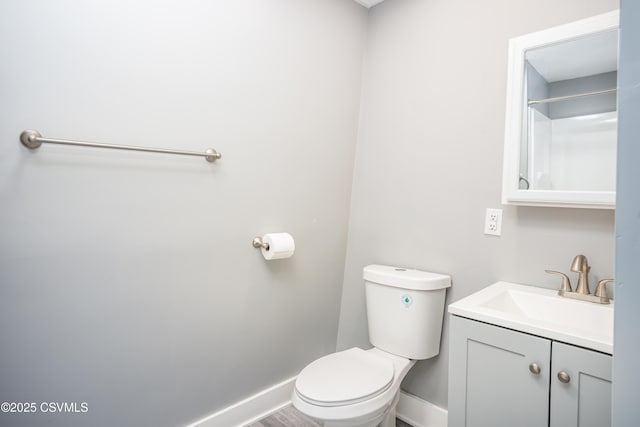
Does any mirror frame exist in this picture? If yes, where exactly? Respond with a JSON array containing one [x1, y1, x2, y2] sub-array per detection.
[[502, 10, 619, 209]]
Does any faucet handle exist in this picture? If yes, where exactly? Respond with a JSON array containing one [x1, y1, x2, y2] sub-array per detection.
[[545, 270, 572, 293], [594, 279, 614, 301]]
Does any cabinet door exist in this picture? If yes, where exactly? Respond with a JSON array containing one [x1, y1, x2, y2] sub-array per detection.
[[550, 342, 612, 427], [449, 316, 551, 427]]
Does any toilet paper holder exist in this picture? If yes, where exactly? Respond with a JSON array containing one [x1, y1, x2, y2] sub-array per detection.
[[252, 237, 269, 250], [252, 233, 295, 260]]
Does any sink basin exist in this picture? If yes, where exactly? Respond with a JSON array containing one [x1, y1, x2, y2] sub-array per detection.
[[448, 281, 613, 354]]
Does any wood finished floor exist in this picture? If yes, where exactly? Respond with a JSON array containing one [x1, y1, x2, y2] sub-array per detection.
[[246, 405, 413, 427]]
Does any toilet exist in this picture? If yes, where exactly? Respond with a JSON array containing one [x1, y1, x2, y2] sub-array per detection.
[[292, 264, 451, 427]]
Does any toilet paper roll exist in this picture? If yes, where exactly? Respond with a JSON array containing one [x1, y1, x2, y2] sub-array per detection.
[[261, 233, 295, 260]]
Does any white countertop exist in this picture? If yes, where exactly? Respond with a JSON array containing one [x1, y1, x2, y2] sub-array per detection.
[[448, 281, 613, 354]]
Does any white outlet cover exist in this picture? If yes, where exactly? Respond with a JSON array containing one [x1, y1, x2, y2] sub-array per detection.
[[484, 208, 503, 236]]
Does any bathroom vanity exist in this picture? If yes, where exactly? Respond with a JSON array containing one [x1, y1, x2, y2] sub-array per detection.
[[447, 282, 613, 427]]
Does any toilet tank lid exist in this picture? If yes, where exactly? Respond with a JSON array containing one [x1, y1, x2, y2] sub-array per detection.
[[363, 264, 451, 290]]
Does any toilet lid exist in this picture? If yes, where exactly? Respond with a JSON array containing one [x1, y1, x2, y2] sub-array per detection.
[[295, 348, 394, 407]]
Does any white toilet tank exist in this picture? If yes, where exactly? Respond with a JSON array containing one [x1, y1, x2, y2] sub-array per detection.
[[364, 264, 451, 360]]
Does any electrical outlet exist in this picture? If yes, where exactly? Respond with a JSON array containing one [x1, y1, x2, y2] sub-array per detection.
[[484, 208, 502, 236]]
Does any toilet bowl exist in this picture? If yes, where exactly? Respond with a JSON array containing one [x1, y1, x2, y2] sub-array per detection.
[[292, 347, 415, 427], [292, 265, 451, 427]]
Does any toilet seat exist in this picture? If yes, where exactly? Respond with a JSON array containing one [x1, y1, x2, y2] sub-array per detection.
[[295, 348, 394, 407]]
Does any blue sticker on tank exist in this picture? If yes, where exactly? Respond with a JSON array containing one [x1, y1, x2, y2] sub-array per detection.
[[401, 294, 413, 308]]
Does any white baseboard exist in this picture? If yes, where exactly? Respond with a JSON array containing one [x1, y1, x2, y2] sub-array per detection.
[[185, 376, 296, 427], [185, 377, 446, 427], [396, 391, 448, 427]]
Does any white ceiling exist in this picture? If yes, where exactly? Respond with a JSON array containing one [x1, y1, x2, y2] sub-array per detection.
[[352, 0, 386, 8]]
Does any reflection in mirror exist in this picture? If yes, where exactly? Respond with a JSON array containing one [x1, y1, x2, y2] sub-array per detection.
[[502, 10, 619, 209], [521, 30, 618, 193]]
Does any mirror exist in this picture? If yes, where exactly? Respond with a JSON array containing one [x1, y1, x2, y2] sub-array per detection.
[[502, 11, 619, 209]]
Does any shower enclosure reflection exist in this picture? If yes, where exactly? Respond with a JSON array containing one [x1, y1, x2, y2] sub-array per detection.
[[503, 11, 619, 208]]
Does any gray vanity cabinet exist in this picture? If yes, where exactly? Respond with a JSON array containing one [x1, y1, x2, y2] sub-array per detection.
[[550, 341, 612, 427], [448, 315, 612, 427], [448, 315, 551, 427]]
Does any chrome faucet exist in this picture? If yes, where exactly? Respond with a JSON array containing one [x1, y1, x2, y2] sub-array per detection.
[[570, 254, 591, 295], [545, 254, 612, 304]]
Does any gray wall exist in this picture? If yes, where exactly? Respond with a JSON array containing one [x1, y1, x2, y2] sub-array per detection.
[[613, 0, 640, 425], [549, 72, 617, 119], [0, 1, 366, 426], [526, 62, 550, 117], [337, 0, 618, 409], [526, 66, 617, 120]]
